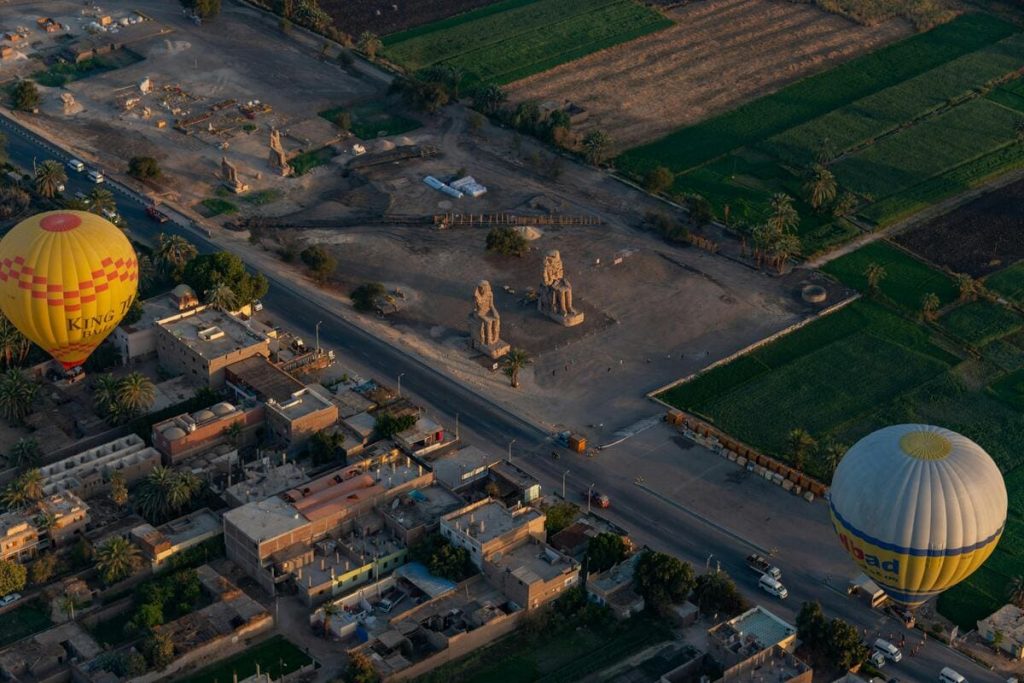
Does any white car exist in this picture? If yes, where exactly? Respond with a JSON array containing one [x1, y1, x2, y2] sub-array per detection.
[[101, 207, 118, 221], [87, 170, 104, 183], [0, 593, 21, 607]]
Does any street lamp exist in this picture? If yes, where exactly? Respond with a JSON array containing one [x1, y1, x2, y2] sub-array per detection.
[[507, 439, 516, 463], [315, 320, 323, 355], [561, 469, 570, 499], [397, 372, 405, 398], [587, 482, 595, 513]]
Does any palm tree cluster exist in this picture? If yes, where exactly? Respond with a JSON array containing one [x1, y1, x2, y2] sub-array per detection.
[[94, 372, 156, 424], [0, 368, 38, 425], [750, 194, 802, 273], [153, 233, 197, 282], [7, 438, 40, 471], [787, 428, 847, 480], [135, 466, 203, 523], [0, 314, 31, 369], [1, 468, 43, 510], [34, 160, 67, 199], [96, 536, 141, 585]]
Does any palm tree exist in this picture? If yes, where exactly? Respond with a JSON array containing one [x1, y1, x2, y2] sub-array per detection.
[[136, 466, 173, 521], [35, 510, 57, 537], [956, 273, 978, 302], [322, 600, 341, 638], [93, 373, 121, 420], [167, 470, 202, 514], [109, 471, 128, 508], [0, 368, 37, 425], [88, 188, 115, 216], [787, 428, 817, 472], [358, 31, 382, 59], [769, 232, 801, 273], [117, 372, 155, 419], [34, 160, 67, 198], [2, 468, 43, 510], [1008, 575, 1024, 608], [136, 254, 155, 293], [582, 130, 612, 165], [204, 283, 237, 311], [921, 292, 940, 321], [222, 421, 243, 447], [8, 438, 40, 470], [766, 194, 799, 235], [473, 83, 507, 115], [95, 536, 140, 584], [0, 314, 30, 368], [864, 262, 887, 294], [153, 234, 197, 280], [501, 348, 531, 388], [803, 164, 837, 210], [820, 441, 847, 479]]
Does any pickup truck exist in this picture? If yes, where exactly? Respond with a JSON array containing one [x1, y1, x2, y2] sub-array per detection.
[[146, 205, 170, 223], [746, 553, 782, 580]]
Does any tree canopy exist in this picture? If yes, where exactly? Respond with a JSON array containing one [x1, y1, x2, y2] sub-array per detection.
[[0, 558, 27, 596], [692, 571, 749, 618], [585, 533, 628, 574], [633, 550, 694, 615], [182, 252, 268, 306]]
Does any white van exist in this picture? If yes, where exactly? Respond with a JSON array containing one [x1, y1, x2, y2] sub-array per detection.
[[939, 667, 967, 683], [874, 638, 902, 663], [67, 158, 85, 172], [758, 574, 788, 599], [87, 170, 104, 183]]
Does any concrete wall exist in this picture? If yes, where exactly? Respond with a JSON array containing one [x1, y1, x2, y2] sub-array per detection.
[[152, 406, 264, 463], [155, 326, 269, 389]]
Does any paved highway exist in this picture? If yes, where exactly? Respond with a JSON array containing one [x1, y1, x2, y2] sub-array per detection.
[[0, 113, 1007, 683]]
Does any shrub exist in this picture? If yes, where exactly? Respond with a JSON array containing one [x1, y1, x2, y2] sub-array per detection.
[[128, 156, 161, 180], [643, 166, 674, 194], [351, 282, 386, 312], [486, 226, 528, 257]]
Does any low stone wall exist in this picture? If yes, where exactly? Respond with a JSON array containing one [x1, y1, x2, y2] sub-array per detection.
[[669, 412, 828, 501]]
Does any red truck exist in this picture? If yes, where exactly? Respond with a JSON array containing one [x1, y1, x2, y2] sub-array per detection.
[[146, 205, 169, 223]]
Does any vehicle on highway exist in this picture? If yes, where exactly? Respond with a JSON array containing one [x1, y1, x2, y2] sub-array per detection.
[[146, 205, 169, 223], [0, 593, 21, 607], [939, 666, 966, 683], [758, 574, 788, 599], [101, 207, 118, 222], [67, 158, 85, 172], [56, 183, 65, 194], [87, 169, 104, 183], [746, 553, 782, 580], [582, 489, 610, 508], [252, 300, 263, 312], [868, 650, 886, 669], [873, 638, 902, 663], [73, 191, 91, 206], [883, 603, 916, 628]]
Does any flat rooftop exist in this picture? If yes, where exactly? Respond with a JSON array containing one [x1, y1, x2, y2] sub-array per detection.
[[492, 461, 539, 489], [223, 496, 308, 543], [386, 485, 464, 531], [713, 606, 796, 651], [589, 552, 641, 595], [443, 501, 543, 546], [488, 540, 577, 584], [160, 508, 221, 545], [226, 354, 305, 403], [122, 292, 187, 334], [267, 386, 335, 420], [224, 462, 309, 505], [431, 446, 500, 489], [160, 309, 267, 361]]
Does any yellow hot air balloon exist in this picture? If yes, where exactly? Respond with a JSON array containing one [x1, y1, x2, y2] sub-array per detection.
[[0, 211, 138, 369], [829, 424, 1007, 609]]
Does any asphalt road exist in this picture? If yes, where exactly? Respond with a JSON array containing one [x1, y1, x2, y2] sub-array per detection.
[[0, 114, 1007, 683]]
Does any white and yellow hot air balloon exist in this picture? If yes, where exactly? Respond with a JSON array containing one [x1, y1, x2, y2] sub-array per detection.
[[829, 424, 1007, 609], [0, 211, 138, 370]]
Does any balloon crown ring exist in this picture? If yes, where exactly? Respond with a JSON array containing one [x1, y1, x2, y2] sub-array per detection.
[[899, 431, 952, 460]]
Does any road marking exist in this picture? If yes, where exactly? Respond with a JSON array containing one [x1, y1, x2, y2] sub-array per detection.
[[598, 414, 662, 449]]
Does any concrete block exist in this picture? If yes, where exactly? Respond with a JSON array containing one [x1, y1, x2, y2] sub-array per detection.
[[727, 451, 737, 462], [781, 479, 794, 491], [736, 456, 747, 466], [803, 491, 815, 503], [771, 473, 784, 485]]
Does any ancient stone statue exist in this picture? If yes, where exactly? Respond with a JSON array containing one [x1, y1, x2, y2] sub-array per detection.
[[220, 156, 248, 194], [538, 250, 583, 326], [60, 93, 76, 115], [268, 128, 292, 176], [468, 280, 509, 359]]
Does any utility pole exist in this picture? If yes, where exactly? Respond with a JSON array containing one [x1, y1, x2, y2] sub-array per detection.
[[587, 483, 595, 514], [508, 439, 515, 463], [561, 469, 570, 499], [315, 320, 322, 355], [397, 372, 405, 399], [455, 413, 460, 441]]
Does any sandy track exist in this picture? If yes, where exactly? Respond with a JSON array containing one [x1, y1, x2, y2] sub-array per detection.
[[505, 0, 910, 151]]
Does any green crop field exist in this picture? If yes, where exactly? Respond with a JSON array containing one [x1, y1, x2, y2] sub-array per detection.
[[616, 13, 1017, 176], [986, 260, 1024, 304], [177, 636, 313, 683], [940, 300, 1024, 346], [381, 0, 672, 86], [821, 241, 958, 311], [614, 13, 1024, 253], [832, 98, 1021, 200], [660, 258, 1024, 626]]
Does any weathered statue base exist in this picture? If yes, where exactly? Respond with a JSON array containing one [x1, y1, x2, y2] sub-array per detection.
[[472, 338, 510, 359], [222, 180, 249, 194], [541, 309, 584, 327]]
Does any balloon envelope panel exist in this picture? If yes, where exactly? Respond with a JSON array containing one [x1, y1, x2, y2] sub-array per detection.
[[829, 424, 1007, 608], [0, 211, 138, 369]]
